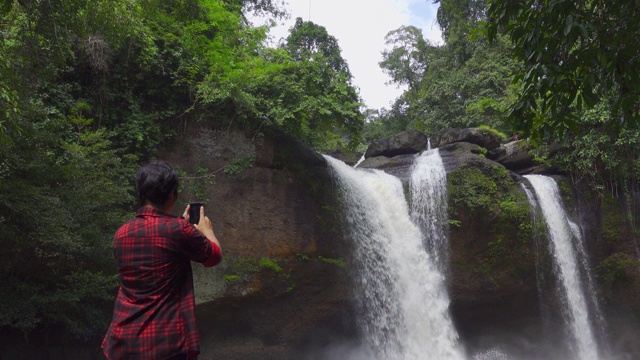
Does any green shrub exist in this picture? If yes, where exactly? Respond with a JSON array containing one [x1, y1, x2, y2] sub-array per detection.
[[597, 255, 639, 283], [258, 257, 282, 272], [223, 154, 256, 177], [318, 256, 346, 269], [477, 124, 508, 140]]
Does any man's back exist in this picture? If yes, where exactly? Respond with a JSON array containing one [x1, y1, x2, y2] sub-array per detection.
[[102, 207, 216, 360]]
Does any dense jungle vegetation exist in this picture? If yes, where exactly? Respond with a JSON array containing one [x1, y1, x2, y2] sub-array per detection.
[[0, 0, 639, 348]]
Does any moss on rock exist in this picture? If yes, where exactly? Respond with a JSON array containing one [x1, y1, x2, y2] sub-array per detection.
[[447, 156, 537, 314]]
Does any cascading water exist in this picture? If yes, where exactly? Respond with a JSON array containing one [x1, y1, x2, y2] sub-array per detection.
[[324, 154, 465, 360], [410, 148, 450, 272], [568, 220, 610, 353], [521, 183, 552, 323], [523, 175, 601, 360], [353, 153, 366, 168]]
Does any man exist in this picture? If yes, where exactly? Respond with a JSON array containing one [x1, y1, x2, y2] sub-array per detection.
[[102, 160, 222, 360]]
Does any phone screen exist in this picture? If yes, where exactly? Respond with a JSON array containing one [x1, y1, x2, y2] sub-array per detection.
[[188, 202, 204, 224]]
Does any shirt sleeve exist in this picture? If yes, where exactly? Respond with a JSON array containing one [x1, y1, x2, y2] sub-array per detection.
[[202, 241, 222, 267], [178, 219, 214, 263]]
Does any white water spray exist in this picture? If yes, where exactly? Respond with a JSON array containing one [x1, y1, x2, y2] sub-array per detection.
[[569, 220, 609, 349], [524, 175, 600, 360], [353, 153, 366, 168], [325, 155, 465, 360], [410, 148, 450, 272]]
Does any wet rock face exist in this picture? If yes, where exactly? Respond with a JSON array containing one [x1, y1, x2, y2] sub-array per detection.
[[196, 260, 356, 360], [430, 141, 542, 338], [357, 153, 416, 182]]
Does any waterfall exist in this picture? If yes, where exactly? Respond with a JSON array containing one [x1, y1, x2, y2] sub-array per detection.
[[521, 183, 550, 319], [324, 154, 465, 360], [353, 153, 366, 168], [568, 220, 610, 351], [410, 148, 450, 272], [523, 175, 601, 360]]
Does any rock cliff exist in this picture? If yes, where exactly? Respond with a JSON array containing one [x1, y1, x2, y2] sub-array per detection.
[[166, 126, 640, 359], [162, 128, 355, 359]]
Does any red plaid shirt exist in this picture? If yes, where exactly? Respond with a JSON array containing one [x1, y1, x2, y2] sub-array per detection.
[[102, 207, 222, 360]]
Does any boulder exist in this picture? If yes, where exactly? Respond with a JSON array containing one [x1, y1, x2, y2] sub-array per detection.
[[488, 140, 534, 170], [430, 128, 503, 150], [364, 129, 428, 158], [325, 150, 363, 166], [489, 140, 564, 174], [357, 154, 416, 182], [438, 142, 495, 173]]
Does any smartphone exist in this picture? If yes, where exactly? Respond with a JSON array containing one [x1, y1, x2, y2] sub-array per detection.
[[188, 202, 204, 224]]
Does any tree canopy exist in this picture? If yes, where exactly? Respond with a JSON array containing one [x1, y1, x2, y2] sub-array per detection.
[[0, 0, 362, 346], [486, 0, 640, 140], [372, 6, 519, 137]]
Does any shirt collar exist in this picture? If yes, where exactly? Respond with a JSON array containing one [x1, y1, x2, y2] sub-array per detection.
[[136, 206, 176, 218]]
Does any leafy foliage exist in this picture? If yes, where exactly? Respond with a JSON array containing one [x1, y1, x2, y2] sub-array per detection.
[[449, 167, 500, 212], [223, 154, 256, 177], [597, 254, 639, 284], [194, 17, 364, 151], [486, 0, 640, 141], [548, 103, 640, 195], [435, 0, 486, 64], [278, 19, 363, 150], [0, 0, 363, 346], [370, 18, 520, 138], [380, 25, 430, 87], [414, 35, 520, 134], [0, 123, 134, 340]]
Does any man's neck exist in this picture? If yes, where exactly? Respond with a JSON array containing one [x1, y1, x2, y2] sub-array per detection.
[[144, 203, 171, 214], [143, 192, 175, 214]]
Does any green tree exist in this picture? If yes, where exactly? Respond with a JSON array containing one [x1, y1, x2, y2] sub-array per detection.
[[380, 25, 430, 88], [544, 102, 640, 197], [371, 20, 519, 138], [417, 36, 520, 133], [0, 119, 135, 341], [208, 18, 364, 151], [486, 0, 640, 141], [284, 17, 351, 75], [435, 0, 487, 64], [279, 18, 363, 149]]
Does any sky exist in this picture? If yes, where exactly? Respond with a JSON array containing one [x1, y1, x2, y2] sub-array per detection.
[[252, 0, 443, 111]]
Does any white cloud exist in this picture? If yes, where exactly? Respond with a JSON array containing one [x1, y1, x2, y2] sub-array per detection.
[[251, 0, 442, 110]]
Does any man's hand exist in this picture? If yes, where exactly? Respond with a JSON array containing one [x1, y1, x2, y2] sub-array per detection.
[[191, 206, 220, 248], [182, 205, 191, 222], [194, 206, 212, 233]]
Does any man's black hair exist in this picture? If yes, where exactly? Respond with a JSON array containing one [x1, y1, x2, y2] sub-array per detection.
[[135, 160, 179, 208]]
